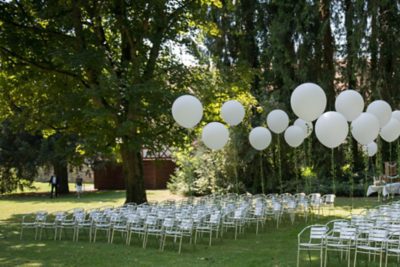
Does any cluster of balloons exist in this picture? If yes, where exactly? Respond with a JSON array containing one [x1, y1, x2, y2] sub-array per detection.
[[172, 83, 400, 156], [291, 83, 400, 157], [172, 96, 245, 150]]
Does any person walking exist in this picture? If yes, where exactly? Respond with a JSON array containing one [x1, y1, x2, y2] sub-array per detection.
[[49, 174, 58, 198], [75, 175, 83, 198]]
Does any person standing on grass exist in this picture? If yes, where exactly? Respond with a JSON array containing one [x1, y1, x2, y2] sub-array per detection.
[[75, 175, 83, 198], [49, 173, 58, 198]]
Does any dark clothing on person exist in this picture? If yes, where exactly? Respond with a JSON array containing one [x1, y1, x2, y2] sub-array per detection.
[[49, 175, 58, 198], [76, 177, 83, 186]]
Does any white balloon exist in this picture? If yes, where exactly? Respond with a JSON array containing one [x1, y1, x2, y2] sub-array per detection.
[[172, 95, 203, 128], [220, 100, 245, 126], [315, 112, 349, 148], [290, 83, 327, 122], [284, 126, 305, 148], [266, 109, 289, 134], [363, 142, 378, 157], [201, 122, 229, 150], [294, 118, 313, 138], [335, 89, 364, 121], [380, 118, 400, 143], [249, 127, 272, 151], [392, 110, 400, 123], [350, 113, 380, 145], [366, 100, 392, 128]]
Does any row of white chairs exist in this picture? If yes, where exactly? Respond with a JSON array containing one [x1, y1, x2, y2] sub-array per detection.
[[297, 201, 400, 267], [19, 192, 333, 253]]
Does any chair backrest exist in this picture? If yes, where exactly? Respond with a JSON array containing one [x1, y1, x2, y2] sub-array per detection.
[[210, 213, 221, 224], [368, 228, 387, 243], [339, 226, 357, 240], [323, 194, 336, 204], [144, 215, 158, 227], [327, 219, 349, 233], [272, 202, 282, 211], [310, 225, 327, 240], [162, 217, 175, 228], [180, 219, 193, 231], [35, 211, 48, 222], [54, 211, 66, 222], [287, 201, 297, 209]]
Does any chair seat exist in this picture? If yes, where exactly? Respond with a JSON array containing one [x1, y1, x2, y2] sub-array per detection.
[[299, 242, 324, 248], [146, 228, 162, 234], [326, 243, 352, 249], [95, 223, 110, 228], [165, 230, 180, 236], [387, 248, 400, 253], [112, 225, 127, 230], [357, 245, 384, 251]]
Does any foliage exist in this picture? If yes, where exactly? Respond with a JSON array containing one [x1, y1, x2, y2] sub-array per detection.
[[0, 121, 42, 193]]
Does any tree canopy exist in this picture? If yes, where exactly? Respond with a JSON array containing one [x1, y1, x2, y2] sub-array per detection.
[[1, 0, 400, 199]]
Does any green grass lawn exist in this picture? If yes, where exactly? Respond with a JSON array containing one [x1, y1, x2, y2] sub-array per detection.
[[0, 186, 395, 267]]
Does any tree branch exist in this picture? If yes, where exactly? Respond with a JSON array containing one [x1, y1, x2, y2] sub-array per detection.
[[0, 46, 90, 88]]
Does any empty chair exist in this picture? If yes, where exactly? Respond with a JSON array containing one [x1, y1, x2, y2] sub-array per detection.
[[126, 214, 145, 245], [110, 216, 129, 244], [321, 194, 336, 215], [92, 214, 112, 243], [38, 211, 66, 240], [285, 200, 297, 225], [324, 226, 357, 267], [385, 232, 400, 267], [325, 219, 350, 242], [58, 209, 85, 241], [74, 212, 93, 242], [297, 224, 328, 267], [142, 215, 163, 249], [195, 213, 221, 246], [353, 227, 388, 267], [20, 211, 48, 240], [308, 193, 322, 217]]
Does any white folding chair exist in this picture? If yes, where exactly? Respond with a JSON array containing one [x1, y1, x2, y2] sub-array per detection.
[[297, 224, 328, 267], [353, 227, 387, 267]]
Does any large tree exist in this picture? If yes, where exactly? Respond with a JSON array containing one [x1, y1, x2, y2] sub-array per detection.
[[0, 0, 209, 202]]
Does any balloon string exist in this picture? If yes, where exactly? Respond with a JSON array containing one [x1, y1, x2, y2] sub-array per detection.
[[187, 128, 193, 196], [260, 154, 265, 194], [303, 139, 310, 194], [277, 134, 283, 193], [233, 139, 239, 194], [331, 148, 336, 194], [294, 148, 298, 192]]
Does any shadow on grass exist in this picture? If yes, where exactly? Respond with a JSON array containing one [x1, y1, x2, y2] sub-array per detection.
[[0, 190, 125, 204]]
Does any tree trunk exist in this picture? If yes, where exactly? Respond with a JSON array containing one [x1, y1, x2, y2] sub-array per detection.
[[53, 161, 69, 194], [120, 144, 147, 204]]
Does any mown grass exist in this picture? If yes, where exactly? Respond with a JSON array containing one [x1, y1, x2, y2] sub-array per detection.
[[0, 186, 396, 267]]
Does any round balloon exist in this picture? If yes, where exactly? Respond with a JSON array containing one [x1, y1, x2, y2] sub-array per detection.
[[266, 109, 289, 134], [172, 95, 203, 128], [392, 110, 400, 123], [290, 83, 327, 122], [284, 126, 305, 148], [335, 89, 364, 121], [294, 118, 313, 138], [315, 112, 349, 148], [220, 100, 245, 126], [201, 122, 229, 150], [350, 113, 380, 145], [380, 118, 400, 143], [366, 100, 392, 128], [364, 142, 378, 157], [249, 127, 272, 151]]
